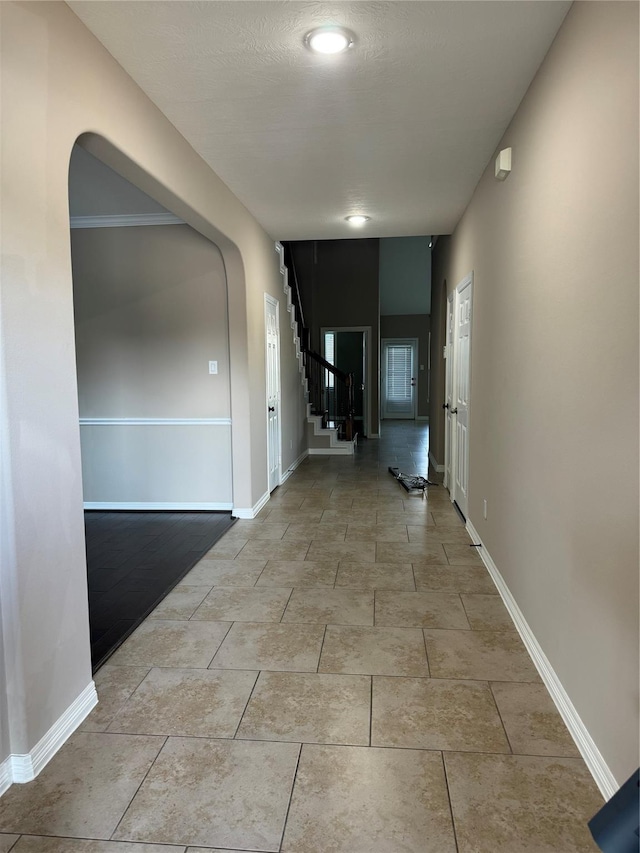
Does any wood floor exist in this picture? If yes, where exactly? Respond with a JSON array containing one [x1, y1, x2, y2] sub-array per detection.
[[85, 510, 236, 669]]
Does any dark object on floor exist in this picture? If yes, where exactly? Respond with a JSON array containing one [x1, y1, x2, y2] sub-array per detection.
[[588, 768, 639, 852], [388, 466, 434, 496], [85, 510, 235, 670]]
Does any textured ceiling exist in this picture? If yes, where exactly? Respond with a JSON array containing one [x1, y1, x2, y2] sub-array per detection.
[[67, 1, 570, 240]]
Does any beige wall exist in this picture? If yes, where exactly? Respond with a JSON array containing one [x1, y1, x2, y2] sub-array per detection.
[[429, 1, 639, 784], [72, 224, 233, 506], [0, 0, 306, 769], [380, 314, 430, 419]]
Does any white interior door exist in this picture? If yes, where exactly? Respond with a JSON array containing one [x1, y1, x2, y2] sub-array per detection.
[[444, 294, 454, 489], [382, 339, 417, 419], [265, 295, 281, 492], [452, 275, 473, 517]]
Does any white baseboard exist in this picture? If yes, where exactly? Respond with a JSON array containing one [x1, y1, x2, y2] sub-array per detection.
[[368, 433, 380, 439], [5, 681, 97, 791], [428, 451, 445, 473], [232, 490, 270, 519], [84, 502, 233, 511], [0, 757, 11, 797], [280, 449, 309, 485], [308, 446, 355, 456], [466, 519, 617, 801]]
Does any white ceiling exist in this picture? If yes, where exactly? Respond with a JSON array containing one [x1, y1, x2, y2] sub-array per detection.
[[68, 1, 570, 241]]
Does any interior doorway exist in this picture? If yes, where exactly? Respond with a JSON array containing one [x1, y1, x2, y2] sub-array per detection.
[[322, 327, 371, 437], [444, 273, 473, 518], [381, 338, 418, 419]]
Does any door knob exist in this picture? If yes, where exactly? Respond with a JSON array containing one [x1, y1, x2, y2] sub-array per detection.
[[451, 407, 458, 415], [443, 403, 450, 410], [268, 406, 275, 412]]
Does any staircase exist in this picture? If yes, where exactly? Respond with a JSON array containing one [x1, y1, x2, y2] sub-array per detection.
[[276, 242, 357, 456]]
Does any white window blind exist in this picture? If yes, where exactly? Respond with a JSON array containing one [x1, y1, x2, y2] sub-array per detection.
[[324, 332, 335, 388], [386, 345, 412, 412]]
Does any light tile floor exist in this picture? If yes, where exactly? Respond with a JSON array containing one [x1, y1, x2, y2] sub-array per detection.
[[0, 423, 603, 852]]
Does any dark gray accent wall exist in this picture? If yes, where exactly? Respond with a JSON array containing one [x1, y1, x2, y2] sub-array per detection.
[[290, 239, 380, 435]]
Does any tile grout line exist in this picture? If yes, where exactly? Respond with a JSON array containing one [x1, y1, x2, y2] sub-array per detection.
[[278, 742, 304, 853], [316, 624, 328, 673], [205, 620, 235, 669], [231, 669, 262, 740], [369, 676, 374, 747], [280, 588, 296, 623], [108, 734, 169, 842], [440, 751, 461, 853], [487, 681, 515, 755]]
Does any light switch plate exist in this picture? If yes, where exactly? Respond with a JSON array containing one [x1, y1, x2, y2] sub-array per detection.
[[209, 361, 218, 374]]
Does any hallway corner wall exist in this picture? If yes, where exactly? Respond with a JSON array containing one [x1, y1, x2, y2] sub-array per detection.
[[429, 1, 639, 784], [0, 0, 306, 774]]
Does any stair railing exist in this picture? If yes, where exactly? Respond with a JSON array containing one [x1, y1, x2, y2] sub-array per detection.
[[304, 350, 355, 441]]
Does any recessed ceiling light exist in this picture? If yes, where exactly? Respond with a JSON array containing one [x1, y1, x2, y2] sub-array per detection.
[[345, 215, 370, 226], [305, 27, 354, 55]]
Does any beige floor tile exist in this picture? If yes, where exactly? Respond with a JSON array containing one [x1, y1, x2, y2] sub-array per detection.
[[237, 539, 311, 561], [179, 558, 265, 587], [414, 564, 497, 594], [237, 671, 371, 745], [376, 541, 447, 564], [335, 562, 415, 591], [356, 498, 406, 511], [114, 737, 300, 851], [319, 626, 429, 676], [424, 629, 540, 681], [461, 593, 514, 630], [375, 591, 470, 628], [0, 732, 163, 839], [13, 839, 183, 852], [282, 589, 374, 625], [148, 585, 211, 620], [491, 682, 580, 756], [204, 537, 249, 559], [263, 509, 324, 524], [229, 522, 289, 540], [322, 509, 376, 523], [375, 510, 435, 525], [345, 524, 409, 542], [372, 677, 510, 752], [211, 622, 325, 672], [281, 744, 456, 853], [191, 586, 292, 622], [306, 540, 377, 562], [265, 494, 305, 508], [407, 524, 472, 544], [79, 665, 150, 732], [187, 849, 248, 853], [108, 667, 257, 737], [256, 560, 338, 587], [0, 836, 18, 852], [431, 510, 466, 526], [444, 752, 602, 853], [283, 523, 347, 541], [443, 542, 485, 566], [300, 496, 354, 510], [108, 620, 231, 668]]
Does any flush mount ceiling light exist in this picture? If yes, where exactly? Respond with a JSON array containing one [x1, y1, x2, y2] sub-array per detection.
[[345, 214, 370, 226], [305, 26, 355, 55]]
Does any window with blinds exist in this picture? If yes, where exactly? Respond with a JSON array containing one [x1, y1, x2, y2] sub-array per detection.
[[385, 344, 413, 413], [324, 332, 335, 388]]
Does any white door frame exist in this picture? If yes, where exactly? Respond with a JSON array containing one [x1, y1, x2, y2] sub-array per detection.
[[446, 273, 473, 516], [381, 337, 418, 420], [321, 326, 372, 437], [265, 294, 282, 492], [444, 292, 454, 490]]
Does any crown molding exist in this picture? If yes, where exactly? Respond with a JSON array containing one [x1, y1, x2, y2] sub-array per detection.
[[70, 213, 184, 229]]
